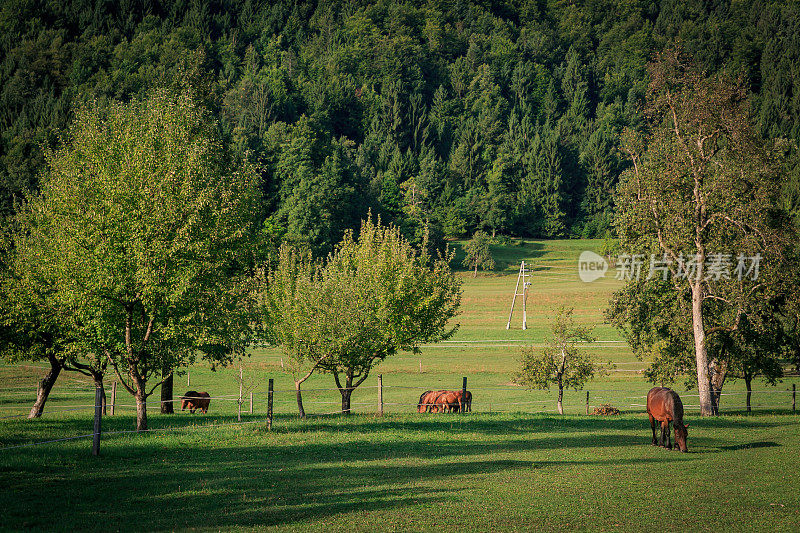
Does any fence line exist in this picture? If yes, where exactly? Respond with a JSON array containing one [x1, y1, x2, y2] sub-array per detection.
[[2, 378, 796, 439], [7, 384, 789, 397], [1, 417, 273, 452]]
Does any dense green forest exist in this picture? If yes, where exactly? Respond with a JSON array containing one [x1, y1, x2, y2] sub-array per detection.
[[2, 0, 799, 253]]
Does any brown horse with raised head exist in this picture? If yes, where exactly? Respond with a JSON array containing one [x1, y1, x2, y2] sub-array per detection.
[[646, 387, 688, 452]]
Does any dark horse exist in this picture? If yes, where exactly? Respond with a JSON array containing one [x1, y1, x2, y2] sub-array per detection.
[[181, 391, 211, 414], [646, 387, 688, 452]]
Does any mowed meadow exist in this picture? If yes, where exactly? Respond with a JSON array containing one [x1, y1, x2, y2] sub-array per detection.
[[2, 239, 799, 531]]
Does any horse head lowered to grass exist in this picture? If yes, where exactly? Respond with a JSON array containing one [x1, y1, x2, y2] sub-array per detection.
[[646, 387, 688, 452], [181, 391, 211, 414]]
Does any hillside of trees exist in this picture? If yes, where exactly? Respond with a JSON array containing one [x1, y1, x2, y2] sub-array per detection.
[[2, 0, 800, 253]]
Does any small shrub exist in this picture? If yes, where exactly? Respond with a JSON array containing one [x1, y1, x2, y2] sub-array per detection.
[[591, 404, 620, 416]]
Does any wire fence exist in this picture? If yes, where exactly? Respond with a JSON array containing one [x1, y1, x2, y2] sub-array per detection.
[[1, 374, 797, 453], [4, 380, 798, 416]]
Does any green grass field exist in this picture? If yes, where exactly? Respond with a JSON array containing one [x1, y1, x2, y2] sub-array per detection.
[[2, 239, 799, 531]]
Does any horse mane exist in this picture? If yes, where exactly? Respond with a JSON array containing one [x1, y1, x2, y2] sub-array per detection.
[[668, 389, 685, 423]]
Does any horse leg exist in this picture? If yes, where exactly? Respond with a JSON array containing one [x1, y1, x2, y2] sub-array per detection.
[[662, 420, 672, 449], [649, 414, 658, 445]]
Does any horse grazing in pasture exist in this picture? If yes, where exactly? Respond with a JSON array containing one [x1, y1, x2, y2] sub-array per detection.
[[417, 390, 448, 413], [417, 390, 473, 413], [646, 387, 688, 452], [418, 390, 435, 412], [418, 390, 444, 412], [435, 390, 461, 413], [181, 391, 211, 414]]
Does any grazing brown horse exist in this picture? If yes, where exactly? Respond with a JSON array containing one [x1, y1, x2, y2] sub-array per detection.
[[646, 387, 688, 452], [418, 390, 434, 413], [181, 391, 211, 414], [418, 390, 445, 412], [417, 390, 474, 413], [435, 391, 461, 413]]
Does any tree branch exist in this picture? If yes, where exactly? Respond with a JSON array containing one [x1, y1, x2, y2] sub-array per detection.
[[106, 350, 136, 395]]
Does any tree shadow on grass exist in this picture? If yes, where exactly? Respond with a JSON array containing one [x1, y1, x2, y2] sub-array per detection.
[[0, 414, 698, 531], [449, 240, 547, 273], [268, 411, 787, 436], [707, 441, 780, 452], [3, 450, 674, 531], [0, 410, 788, 450]]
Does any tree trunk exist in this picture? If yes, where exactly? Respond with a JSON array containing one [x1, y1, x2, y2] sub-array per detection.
[[131, 369, 148, 431], [557, 374, 564, 415], [334, 370, 357, 415], [341, 386, 353, 415], [691, 285, 714, 415], [709, 358, 727, 416], [29, 354, 63, 418], [92, 372, 107, 416], [473, 262, 478, 278], [745, 375, 752, 412], [135, 390, 148, 431], [161, 368, 174, 414], [295, 381, 306, 419]]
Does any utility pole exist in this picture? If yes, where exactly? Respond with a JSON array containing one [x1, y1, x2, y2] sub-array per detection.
[[506, 261, 531, 330]]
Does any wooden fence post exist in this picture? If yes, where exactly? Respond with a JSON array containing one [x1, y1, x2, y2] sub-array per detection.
[[187, 368, 190, 387], [250, 392, 253, 415], [793, 384, 796, 412], [461, 377, 468, 414], [92, 386, 102, 456], [110, 381, 117, 416], [267, 378, 274, 430], [378, 374, 384, 416], [238, 367, 243, 422], [586, 391, 589, 415]]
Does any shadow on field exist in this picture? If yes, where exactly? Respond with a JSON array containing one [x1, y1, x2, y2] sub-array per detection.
[[448, 240, 546, 272], [0, 413, 672, 530], [713, 441, 780, 452], [1, 412, 792, 530]]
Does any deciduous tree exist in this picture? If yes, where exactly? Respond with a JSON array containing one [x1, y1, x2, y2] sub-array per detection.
[[462, 230, 495, 277], [258, 245, 329, 418], [15, 88, 259, 430], [318, 217, 462, 413], [515, 306, 606, 415], [614, 48, 794, 415]]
